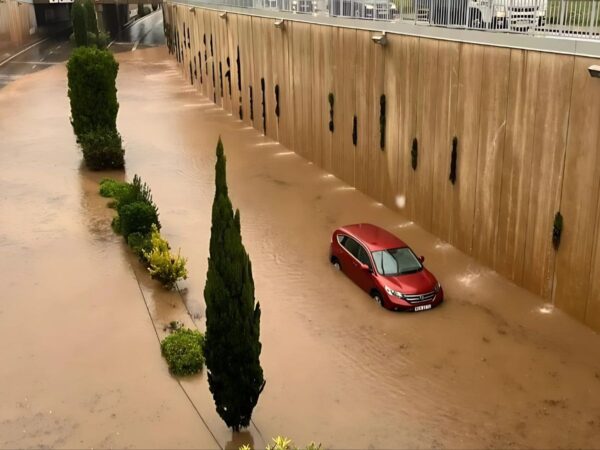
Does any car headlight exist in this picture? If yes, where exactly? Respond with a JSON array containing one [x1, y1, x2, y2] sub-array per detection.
[[384, 286, 404, 299], [434, 282, 441, 293]]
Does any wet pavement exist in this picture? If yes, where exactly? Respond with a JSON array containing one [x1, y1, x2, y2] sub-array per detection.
[[1, 42, 600, 449], [0, 34, 72, 90]]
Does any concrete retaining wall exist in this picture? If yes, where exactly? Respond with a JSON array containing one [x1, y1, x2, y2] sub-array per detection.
[[164, 2, 600, 331]]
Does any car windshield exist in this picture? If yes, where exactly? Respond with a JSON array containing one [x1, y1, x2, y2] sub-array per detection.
[[371, 247, 422, 276]]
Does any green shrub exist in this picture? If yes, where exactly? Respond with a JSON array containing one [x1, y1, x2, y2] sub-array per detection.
[[240, 437, 322, 450], [79, 128, 124, 170], [117, 174, 158, 213], [67, 47, 119, 139], [119, 201, 159, 238], [127, 231, 152, 260], [160, 328, 205, 376], [71, 0, 88, 47], [111, 216, 121, 234], [99, 178, 130, 200], [143, 225, 188, 289], [87, 31, 109, 49]]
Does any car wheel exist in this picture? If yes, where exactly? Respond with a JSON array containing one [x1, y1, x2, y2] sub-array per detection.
[[373, 292, 385, 308], [331, 258, 341, 271]]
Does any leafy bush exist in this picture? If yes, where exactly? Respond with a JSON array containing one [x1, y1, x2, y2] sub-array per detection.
[[87, 31, 109, 49], [119, 201, 159, 238], [99, 178, 130, 200], [79, 128, 124, 170], [111, 216, 121, 234], [127, 231, 152, 260], [117, 175, 159, 216], [143, 225, 188, 289], [67, 47, 119, 139], [240, 437, 322, 450], [160, 328, 205, 376]]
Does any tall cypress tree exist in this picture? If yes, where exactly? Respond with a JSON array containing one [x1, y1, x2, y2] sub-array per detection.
[[71, 0, 88, 47], [84, 0, 99, 37], [204, 138, 265, 432]]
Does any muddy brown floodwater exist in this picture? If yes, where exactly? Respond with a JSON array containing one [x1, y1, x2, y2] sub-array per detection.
[[1, 46, 600, 449]]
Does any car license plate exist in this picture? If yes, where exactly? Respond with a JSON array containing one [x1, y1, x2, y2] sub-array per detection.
[[414, 304, 432, 312]]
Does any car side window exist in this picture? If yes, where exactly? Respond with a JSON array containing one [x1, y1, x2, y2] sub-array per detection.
[[357, 246, 372, 268], [337, 234, 348, 247], [342, 236, 360, 258]]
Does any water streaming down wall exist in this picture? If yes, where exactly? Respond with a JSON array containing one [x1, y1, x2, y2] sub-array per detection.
[[162, 2, 600, 332], [0, 0, 37, 48]]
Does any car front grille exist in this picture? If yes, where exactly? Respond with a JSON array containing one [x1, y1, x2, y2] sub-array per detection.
[[404, 290, 436, 304]]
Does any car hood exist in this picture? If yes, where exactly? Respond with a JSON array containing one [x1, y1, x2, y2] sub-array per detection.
[[383, 268, 437, 295]]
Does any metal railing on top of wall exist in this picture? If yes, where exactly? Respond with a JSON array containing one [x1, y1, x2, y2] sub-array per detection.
[[181, 0, 600, 40]]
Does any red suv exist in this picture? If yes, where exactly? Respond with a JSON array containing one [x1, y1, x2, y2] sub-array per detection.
[[329, 223, 443, 311]]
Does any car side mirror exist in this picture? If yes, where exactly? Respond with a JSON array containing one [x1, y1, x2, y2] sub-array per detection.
[[359, 263, 371, 272], [418, 256, 425, 263]]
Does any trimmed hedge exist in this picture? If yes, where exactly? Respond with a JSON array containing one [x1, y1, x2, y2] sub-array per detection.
[[67, 47, 119, 139], [79, 128, 124, 170]]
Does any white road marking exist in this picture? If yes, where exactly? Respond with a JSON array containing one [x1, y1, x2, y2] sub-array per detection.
[[9, 61, 56, 65], [0, 37, 49, 68]]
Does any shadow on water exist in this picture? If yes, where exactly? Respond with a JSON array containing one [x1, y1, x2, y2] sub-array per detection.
[[77, 161, 126, 243], [225, 430, 255, 450]]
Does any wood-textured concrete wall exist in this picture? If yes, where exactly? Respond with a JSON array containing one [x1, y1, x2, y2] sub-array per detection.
[[164, 3, 600, 331]]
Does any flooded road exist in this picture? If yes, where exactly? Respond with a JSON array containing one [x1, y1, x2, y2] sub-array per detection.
[[0, 34, 71, 90], [1, 45, 600, 449]]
